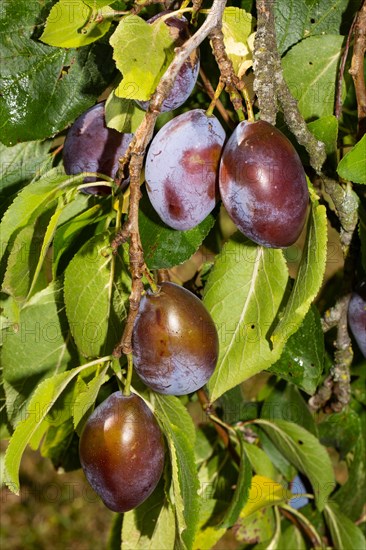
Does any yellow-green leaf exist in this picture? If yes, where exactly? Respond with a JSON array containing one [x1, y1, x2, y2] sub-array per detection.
[[40, 0, 112, 48], [240, 475, 292, 518], [222, 7, 255, 77], [110, 16, 176, 101]]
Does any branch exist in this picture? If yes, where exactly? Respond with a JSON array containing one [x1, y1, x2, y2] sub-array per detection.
[[209, 27, 254, 121], [310, 295, 353, 413], [335, 15, 357, 119], [253, 0, 326, 173], [253, 0, 278, 124], [113, 0, 228, 357], [349, 0, 366, 138]]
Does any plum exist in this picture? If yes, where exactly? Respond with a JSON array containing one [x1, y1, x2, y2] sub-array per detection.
[[132, 282, 219, 395], [79, 391, 165, 512], [348, 282, 366, 357], [145, 109, 226, 230], [63, 101, 133, 194], [219, 120, 309, 248]]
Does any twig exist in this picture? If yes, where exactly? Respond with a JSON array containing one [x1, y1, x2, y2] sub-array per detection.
[[113, 0, 229, 358], [209, 27, 247, 120], [199, 66, 235, 128], [335, 15, 357, 119], [349, 0, 366, 138], [253, 0, 326, 173]]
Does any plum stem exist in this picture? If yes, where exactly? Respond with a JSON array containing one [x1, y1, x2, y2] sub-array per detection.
[[205, 78, 225, 117], [198, 66, 235, 128], [112, 0, 229, 360], [143, 265, 159, 293], [123, 354, 134, 396]]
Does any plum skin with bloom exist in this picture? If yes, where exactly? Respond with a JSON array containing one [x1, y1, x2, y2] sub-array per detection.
[[145, 109, 226, 230], [132, 282, 219, 395], [79, 392, 165, 512], [219, 120, 309, 248], [63, 101, 133, 194], [348, 283, 366, 357]]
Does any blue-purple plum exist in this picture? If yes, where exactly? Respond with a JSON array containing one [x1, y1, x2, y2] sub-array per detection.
[[137, 13, 200, 112], [79, 392, 164, 512], [132, 282, 219, 395], [145, 109, 226, 230], [219, 120, 309, 248], [348, 283, 366, 357], [63, 101, 133, 194]]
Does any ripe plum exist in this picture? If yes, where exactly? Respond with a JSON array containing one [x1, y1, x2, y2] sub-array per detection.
[[63, 101, 133, 194], [137, 13, 200, 112], [132, 282, 219, 395], [79, 391, 165, 512], [219, 120, 309, 248], [348, 282, 366, 357], [145, 109, 226, 230]]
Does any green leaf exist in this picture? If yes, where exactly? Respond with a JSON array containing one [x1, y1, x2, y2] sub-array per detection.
[[221, 430, 252, 528], [2, 211, 55, 303], [257, 429, 295, 481], [282, 35, 344, 121], [275, 0, 352, 54], [243, 443, 279, 480], [233, 507, 275, 545], [192, 499, 227, 550], [0, 170, 84, 265], [105, 92, 145, 134], [0, 141, 51, 214], [64, 231, 129, 358], [73, 365, 109, 433], [40, 0, 112, 48], [271, 197, 327, 348], [139, 191, 216, 269], [337, 135, 366, 184], [269, 306, 324, 395], [2, 281, 78, 426], [261, 384, 317, 435], [204, 234, 289, 402], [111, 15, 175, 101], [333, 436, 366, 520], [308, 116, 338, 156], [277, 524, 306, 550], [360, 203, 366, 272], [121, 480, 176, 549], [4, 358, 110, 493], [318, 408, 362, 459], [0, 0, 115, 144], [324, 502, 366, 550], [52, 199, 109, 275], [154, 394, 199, 549], [221, 7, 255, 77], [107, 514, 123, 550], [255, 419, 335, 511]]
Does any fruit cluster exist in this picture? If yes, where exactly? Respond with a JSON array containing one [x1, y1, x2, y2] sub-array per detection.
[[79, 281, 219, 512], [69, 12, 310, 516]]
